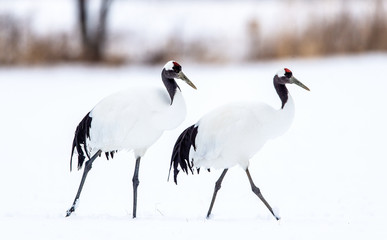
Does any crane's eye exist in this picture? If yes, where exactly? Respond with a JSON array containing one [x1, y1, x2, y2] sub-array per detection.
[[172, 62, 182, 73]]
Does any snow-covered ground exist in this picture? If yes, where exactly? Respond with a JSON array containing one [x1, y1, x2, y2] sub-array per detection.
[[1, 53, 386, 239]]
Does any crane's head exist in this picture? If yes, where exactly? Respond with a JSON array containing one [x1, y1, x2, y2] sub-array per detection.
[[275, 68, 310, 91], [163, 61, 197, 89]]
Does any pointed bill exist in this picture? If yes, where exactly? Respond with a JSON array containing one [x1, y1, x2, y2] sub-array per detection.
[[290, 76, 310, 91], [178, 71, 197, 90]]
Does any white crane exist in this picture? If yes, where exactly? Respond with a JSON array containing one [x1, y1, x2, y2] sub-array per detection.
[[66, 60, 197, 218], [169, 68, 309, 220]]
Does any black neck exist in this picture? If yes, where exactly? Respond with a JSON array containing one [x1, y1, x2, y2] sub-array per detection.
[[162, 69, 180, 105], [274, 79, 289, 109]]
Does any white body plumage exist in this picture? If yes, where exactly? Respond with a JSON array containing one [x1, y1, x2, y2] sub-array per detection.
[[88, 86, 187, 158], [191, 96, 295, 170]]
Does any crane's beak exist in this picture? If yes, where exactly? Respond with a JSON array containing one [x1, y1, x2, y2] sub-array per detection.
[[178, 71, 197, 90], [291, 76, 310, 91]]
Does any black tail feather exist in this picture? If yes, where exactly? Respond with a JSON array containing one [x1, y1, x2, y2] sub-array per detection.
[[70, 112, 92, 171], [169, 124, 198, 184]]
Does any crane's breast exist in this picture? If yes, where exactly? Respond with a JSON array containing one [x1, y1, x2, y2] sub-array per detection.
[[191, 102, 276, 169], [88, 87, 184, 152]]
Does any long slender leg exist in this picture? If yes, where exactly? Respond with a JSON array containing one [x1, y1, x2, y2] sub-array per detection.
[[66, 150, 102, 217], [132, 157, 141, 218], [206, 169, 228, 218], [245, 168, 280, 220]]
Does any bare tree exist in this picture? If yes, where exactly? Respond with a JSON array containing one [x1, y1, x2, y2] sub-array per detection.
[[77, 0, 113, 62]]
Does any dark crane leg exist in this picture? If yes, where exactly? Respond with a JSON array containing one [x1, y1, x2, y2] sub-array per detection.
[[245, 168, 280, 220], [206, 169, 228, 218], [132, 157, 141, 218], [66, 150, 102, 217]]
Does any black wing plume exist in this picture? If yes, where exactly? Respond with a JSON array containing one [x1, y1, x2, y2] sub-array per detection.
[[105, 151, 116, 160], [168, 124, 198, 184], [70, 112, 92, 171]]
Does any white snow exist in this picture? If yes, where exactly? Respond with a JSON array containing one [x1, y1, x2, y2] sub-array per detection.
[[1, 53, 387, 239]]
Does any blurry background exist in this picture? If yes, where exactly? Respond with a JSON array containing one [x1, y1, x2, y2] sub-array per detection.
[[0, 0, 386, 66]]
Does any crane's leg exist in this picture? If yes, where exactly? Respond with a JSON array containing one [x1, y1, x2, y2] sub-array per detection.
[[132, 157, 141, 218], [245, 168, 280, 220], [66, 150, 102, 217], [206, 169, 228, 218]]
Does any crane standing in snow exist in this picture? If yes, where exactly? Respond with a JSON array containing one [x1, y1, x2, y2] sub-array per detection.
[[66, 61, 197, 218], [169, 68, 309, 220]]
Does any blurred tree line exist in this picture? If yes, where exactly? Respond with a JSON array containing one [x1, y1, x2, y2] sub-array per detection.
[[0, 0, 115, 65], [0, 0, 386, 65], [77, 0, 113, 62]]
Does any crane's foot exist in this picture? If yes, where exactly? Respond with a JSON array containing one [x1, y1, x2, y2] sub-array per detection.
[[65, 199, 79, 217], [65, 207, 75, 217], [272, 208, 281, 221]]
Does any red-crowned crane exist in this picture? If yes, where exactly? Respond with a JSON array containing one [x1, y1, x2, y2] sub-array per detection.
[[66, 61, 197, 218], [169, 68, 309, 220]]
